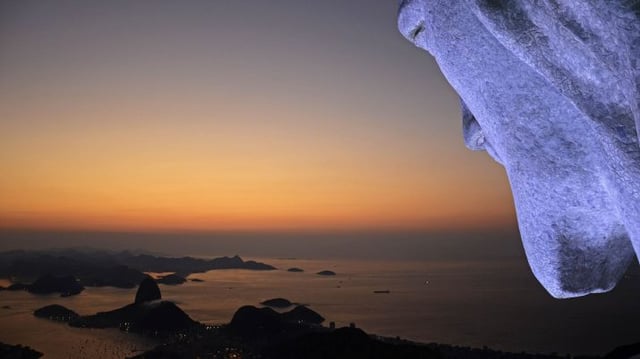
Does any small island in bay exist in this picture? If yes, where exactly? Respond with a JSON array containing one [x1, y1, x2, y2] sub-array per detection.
[[34, 304, 79, 322], [316, 270, 336, 276], [260, 297, 294, 308], [373, 290, 391, 294], [156, 273, 187, 285]]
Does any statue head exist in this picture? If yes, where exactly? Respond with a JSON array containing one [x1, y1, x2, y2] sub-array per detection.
[[398, 0, 640, 298]]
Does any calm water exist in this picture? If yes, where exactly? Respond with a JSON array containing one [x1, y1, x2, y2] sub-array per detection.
[[1, 258, 640, 358]]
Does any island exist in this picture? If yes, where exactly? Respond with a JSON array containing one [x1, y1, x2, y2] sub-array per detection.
[[260, 298, 294, 308], [34, 304, 79, 322], [156, 273, 187, 285], [316, 270, 336, 276]]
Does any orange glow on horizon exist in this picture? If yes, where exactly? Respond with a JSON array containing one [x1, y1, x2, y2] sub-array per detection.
[[0, 204, 515, 233], [0, 108, 515, 232]]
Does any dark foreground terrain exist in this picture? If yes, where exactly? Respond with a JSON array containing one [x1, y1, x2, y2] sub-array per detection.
[[0, 342, 43, 359]]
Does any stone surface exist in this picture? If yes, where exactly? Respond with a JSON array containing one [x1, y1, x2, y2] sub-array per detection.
[[398, 1, 640, 298]]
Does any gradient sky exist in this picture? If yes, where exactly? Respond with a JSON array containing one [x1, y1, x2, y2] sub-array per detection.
[[0, 0, 515, 232]]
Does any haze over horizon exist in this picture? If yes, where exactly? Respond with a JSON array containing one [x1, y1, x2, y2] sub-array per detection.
[[1, 0, 515, 234]]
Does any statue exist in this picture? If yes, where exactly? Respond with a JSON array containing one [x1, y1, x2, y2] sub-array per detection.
[[398, 0, 640, 298]]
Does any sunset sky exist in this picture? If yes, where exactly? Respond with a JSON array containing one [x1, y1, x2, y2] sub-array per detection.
[[0, 0, 515, 233]]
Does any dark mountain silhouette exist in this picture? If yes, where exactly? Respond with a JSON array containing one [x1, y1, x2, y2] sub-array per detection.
[[137, 303, 571, 359], [0, 342, 42, 359], [27, 274, 84, 296], [35, 276, 198, 336], [317, 270, 336, 276], [0, 249, 274, 290], [156, 273, 187, 285], [80, 265, 147, 288], [263, 327, 439, 359], [260, 297, 294, 308], [227, 304, 324, 341], [71, 275, 197, 334], [282, 305, 324, 324], [6, 282, 28, 291], [604, 341, 640, 358], [228, 305, 291, 339], [33, 304, 79, 322], [121, 254, 275, 273], [72, 300, 196, 334], [135, 275, 161, 304]]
